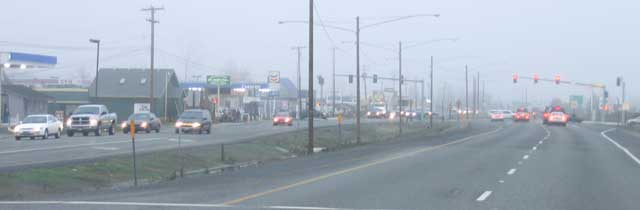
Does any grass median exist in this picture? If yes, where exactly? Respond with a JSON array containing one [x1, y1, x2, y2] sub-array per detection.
[[0, 120, 458, 200]]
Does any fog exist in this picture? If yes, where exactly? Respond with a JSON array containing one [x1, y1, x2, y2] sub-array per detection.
[[1, 0, 638, 108]]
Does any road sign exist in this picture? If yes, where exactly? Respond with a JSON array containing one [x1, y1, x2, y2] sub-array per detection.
[[268, 71, 280, 84], [570, 101, 578, 109], [134, 103, 150, 113], [569, 95, 584, 106], [129, 120, 136, 138], [206, 75, 231, 85]]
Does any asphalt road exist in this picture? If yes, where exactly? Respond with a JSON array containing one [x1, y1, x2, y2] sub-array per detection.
[[2, 120, 640, 210], [0, 118, 356, 171]]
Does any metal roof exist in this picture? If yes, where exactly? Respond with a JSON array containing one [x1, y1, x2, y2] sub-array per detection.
[[88, 68, 182, 98]]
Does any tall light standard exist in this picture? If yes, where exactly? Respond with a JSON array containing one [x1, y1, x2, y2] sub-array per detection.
[[89, 39, 100, 98], [279, 13, 439, 143]]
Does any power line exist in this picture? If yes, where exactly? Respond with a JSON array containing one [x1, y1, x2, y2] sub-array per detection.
[[312, 1, 337, 47]]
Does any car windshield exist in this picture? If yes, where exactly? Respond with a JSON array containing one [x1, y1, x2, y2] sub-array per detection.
[[73, 106, 99, 115], [275, 112, 290, 117], [128, 113, 150, 120], [180, 111, 203, 119], [22, 116, 47, 124], [502, 111, 511, 114]]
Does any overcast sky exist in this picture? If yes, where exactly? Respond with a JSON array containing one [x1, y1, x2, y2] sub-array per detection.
[[1, 0, 638, 108]]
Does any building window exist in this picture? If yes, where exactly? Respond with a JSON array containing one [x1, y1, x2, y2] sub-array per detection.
[[119, 78, 126, 85]]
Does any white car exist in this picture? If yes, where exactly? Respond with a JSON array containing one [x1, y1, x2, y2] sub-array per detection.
[[501, 110, 515, 119], [13, 114, 64, 140], [628, 116, 640, 126]]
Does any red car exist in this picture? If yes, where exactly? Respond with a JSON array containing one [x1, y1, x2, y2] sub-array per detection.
[[514, 107, 530, 122], [547, 111, 569, 126], [273, 112, 293, 126]]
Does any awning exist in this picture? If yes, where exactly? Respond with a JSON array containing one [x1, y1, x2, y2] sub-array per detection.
[[0, 52, 57, 69]]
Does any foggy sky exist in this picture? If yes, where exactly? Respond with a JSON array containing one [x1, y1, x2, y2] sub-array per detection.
[[1, 0, 639, 107]]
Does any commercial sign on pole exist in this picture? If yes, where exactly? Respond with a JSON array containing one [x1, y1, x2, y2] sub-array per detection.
[[268, 71, 280, 84], [268, 71, 280, 95], [134, 103, 151, 113]]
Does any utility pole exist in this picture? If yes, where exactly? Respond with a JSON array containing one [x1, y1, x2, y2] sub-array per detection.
[[363, 69, 368, 108], [142, 6, 163, 114], [472, 75, 476, 119], [398, 41, 403, 134], [477, 72, 480, 116], [89, 39, 100, 98], [429, 56, 433, 128], [355, 16, 361, 143], [465, 65, 469, 118], [441, 83, 446, 122], [332, 47, 336, 116], [292, 46, 305, 119], [307, 0, 314, 155]]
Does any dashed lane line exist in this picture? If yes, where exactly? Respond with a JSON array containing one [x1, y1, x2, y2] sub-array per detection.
[[476, 191, 493, 202]]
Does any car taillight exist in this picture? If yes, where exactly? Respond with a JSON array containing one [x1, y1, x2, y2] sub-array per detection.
[[273, 118, 278, 122], [285, 117, 291, 122]]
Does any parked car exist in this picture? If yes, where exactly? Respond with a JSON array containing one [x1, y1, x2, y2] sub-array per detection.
[[13, 114, 64, 140], [175, 109, 212, 134], [273, 112, 293, 126], [121, 112, 161, 133], [66, 104, 117, 137]]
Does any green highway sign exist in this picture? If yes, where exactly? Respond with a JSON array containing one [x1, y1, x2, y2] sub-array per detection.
[[569, 95, 584, 106], [207, 75, 231, 85]]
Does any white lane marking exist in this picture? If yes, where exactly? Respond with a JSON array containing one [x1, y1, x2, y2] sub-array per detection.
[[167, 138, 194, 143], [532, 146, 537, 151], [0, 201, 402, 210], [601, 128, 640, 166], [91, 146, 119, 151], [538, 140, 543, 144], [0, 137, 164, 155], [517, 161, 522, 165], [570, 124, 580, 128], [523, 155, 529, 160], [507, 168, 517, 175], [476, 191, 493, 201], [498, 180, 504, 183]]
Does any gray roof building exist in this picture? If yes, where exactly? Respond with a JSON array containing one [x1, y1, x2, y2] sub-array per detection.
[[88, 68, 182, 98]]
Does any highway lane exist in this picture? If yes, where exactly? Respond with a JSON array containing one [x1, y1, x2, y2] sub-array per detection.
[[2, 121, 640, 210], [0, 118, 357, 170]]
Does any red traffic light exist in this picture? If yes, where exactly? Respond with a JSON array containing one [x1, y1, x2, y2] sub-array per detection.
[[513, 73, 518, 83], [533, 74, 539, 83], [554, 75, 560, 84]]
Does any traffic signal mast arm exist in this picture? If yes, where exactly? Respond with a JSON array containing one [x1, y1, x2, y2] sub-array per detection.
[[518, 75, 606, 89]]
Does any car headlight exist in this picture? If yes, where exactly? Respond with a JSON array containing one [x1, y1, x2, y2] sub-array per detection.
[[33, 127, 41, 132], [193, 122, 201, 128], [89, 119, 98, 126], [175, 121, 183, 128], [120, 122, 127, 128], [66, 119, 72, 126], [141, 122, 148, 128]]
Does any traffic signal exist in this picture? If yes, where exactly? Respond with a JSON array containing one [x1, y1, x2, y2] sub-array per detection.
[[533, 74, 539, 84], [604, 90, 609, 98], [617, 77, 622, 87], [513, 73, 518, 83], [554, 75, 560, 84], [318, 76, 324, 85], [373, 74, 378, 83], [348, 74, 353, 83]]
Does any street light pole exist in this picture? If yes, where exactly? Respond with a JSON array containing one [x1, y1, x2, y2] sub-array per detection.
[[292, 46, 305, 120], [332, 47, 336, 116], [355, 16, 361, 143], [465, 65, 469, 119], [307, 0, 314, 155], [89, 39, 100, 98], [429, 56, 433, 128], [398, 41, 403, 134]]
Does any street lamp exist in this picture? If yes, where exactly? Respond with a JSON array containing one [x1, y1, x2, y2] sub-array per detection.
[[279, 13, 439, 143], [89, 39, 100, 98]]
